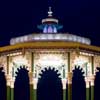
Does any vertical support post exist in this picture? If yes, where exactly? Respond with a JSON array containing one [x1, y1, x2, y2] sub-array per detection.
[[11, 88, 14, 100], [91, 56, 94, 74], [29, 72, 34, 100], [68, 52, 70, 72], [68, 52, 72, 100], [90, 56, 94, 100], [7, 86, 11, 100], [90, 75, 94, 100], [85, 77, 90, 100], [63, 89, 66, 100], [11, 80, 14, 100], [30, 52, 34, 100], [34, 89, 37, 100], [30, 84, 34, 100], [7, 56, 9, 74], [33, 79, 37, 100], [62, 79, 66, 100], [7, 75, 11, 100], [31, 52, 34, 72], [68, 72, 72, 100]]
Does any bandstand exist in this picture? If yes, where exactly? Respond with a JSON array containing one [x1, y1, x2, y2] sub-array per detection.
[[0, 7, 100, 100]]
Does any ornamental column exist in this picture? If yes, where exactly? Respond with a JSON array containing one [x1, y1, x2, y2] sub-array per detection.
[[7, 56, 9, 74], [33, 78, 38, 100], [62, 79, 67, 100], [6, 75, 11, 100], [67, 72, 72, 100], [85, 77, 90, 100], [91, 56, 94, 74], [31, 52, 34, 72], [29, 72, 34, 100], [89, 75, 95, 100], [67, 51, 72, 100], [10, 79, 14, 100], [68, 52, 70, 72]]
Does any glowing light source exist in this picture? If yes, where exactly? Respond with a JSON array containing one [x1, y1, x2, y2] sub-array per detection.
[[74, 57, 87, 65], [13, 56, 28, 66], [54, 27, 57, 33], [10, 33, 91, 45], [73, 56, 92, 76], [48, 26, 53, 33], [7, 52, 22, 56], [80, 52, 94, 56], [43, 26, 47, 33], [38, 55, 63, 67]]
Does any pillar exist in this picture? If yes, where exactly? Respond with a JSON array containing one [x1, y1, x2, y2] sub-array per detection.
[[68, 72, 72, 100], [91, 56, 94, 74], [68, 52, 70, 72], [85, 77, 90, 100], [67, 51, 72, 100], [90, 75, 94, 100], [62, 79, 66, 100], [29, 72, 34, 100], [10, 80, 14, 100], [30, 52, 35, 100], [63, 89, 66, 100], [7, 56, 9, 74], [31, 52, 34, 72], [6, 75, 11, 100], [33, 89, 37, 100], [33, 79, 37, 100]]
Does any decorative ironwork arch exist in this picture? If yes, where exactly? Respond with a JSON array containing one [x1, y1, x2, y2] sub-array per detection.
[[72, 66, 86, 100], [14, 66, 30, 100], [37, 67, 63, 100]]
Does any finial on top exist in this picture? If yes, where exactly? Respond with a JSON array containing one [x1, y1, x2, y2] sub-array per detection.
[[37, 6, 63, 33], [48, 7, 53, 17]]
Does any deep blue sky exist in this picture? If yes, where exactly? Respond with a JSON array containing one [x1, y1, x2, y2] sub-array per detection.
[[0, 0, 100, 46]]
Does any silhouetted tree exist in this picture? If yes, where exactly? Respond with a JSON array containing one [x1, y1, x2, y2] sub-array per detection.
[[37, 67, 63, 100], [72, 66, 86, 100], [0, 67, 6, 100], [94, 67, 100, 100], [14, 66, 30, 100]]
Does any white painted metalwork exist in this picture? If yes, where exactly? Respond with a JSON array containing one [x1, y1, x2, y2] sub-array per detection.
[[10, 33, 91, 45]]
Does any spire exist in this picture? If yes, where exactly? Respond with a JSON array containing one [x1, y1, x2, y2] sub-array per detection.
[[48, 7, 53, 17]]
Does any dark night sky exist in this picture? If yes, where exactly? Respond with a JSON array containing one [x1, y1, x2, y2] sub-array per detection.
[[0, 0, 100, 47]]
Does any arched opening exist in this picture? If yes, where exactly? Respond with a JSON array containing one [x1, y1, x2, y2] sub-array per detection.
[[72, 66, 86, 100], [14, 66, 30, 100], [37, 67, 63, 100]]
